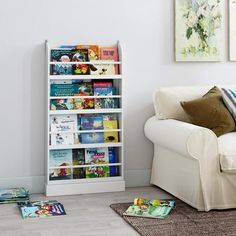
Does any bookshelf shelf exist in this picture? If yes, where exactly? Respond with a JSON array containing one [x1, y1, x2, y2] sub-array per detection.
[[45, 41, 125, 196]]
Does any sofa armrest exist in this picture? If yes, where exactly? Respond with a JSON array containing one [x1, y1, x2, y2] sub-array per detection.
[[144, 116, 218, 161]]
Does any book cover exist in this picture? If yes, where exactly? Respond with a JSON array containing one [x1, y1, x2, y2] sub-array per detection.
[[86, 166, 109, 178], [100, 47, 119, 74], [78, 82, 93, 96], [123, 200, 175, 219], [80, 115, 103, 130], [83, 98, 94, 109], [51, 49, 73, 62], [18, 200, 66, 218], [80, 132, 104, 144], [103, 120, 118, 130], [49, 167, 72, 181], [50, 99, 74, 110], [73, 64, 90, 75], [51, 133, 75, 145], [85, 147, 109, 164], [51, 64, 73, 75], [50, 114, 77, 132], [72, 168, 86, 179], [72, 49, 89, 62], [94, 98, 118, 109], [108, 147, 118, 176], [76, 45, 99, 61], [94, 87, 113, 96], [49, 149, 72, 167], [90, 64, 115, 75], [73, 98, 85, 110], [50, 84, 79, 96], [103, 114, 118, 121], [104, 132, 119, 143], [72, 149, 85, 165], [0, 188, 29, 204], [93, 81, 113, 88]]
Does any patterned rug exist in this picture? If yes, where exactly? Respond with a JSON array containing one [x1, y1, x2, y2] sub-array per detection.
[[110, 199, 236, 236]]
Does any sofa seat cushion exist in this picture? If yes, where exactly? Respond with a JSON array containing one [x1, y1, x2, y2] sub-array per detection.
[[218, 132, 236, 173]]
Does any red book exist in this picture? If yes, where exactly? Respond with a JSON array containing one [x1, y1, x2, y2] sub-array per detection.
[[93, 81, 113, 88]]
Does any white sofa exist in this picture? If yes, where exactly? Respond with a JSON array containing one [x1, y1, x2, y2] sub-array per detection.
[[144, 86, 236, 211]]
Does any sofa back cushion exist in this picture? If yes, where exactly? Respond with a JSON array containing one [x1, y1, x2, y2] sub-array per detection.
[[153, 86, 211, 122]]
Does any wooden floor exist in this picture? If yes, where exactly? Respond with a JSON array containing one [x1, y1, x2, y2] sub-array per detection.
[[0, 186, 171, 236]]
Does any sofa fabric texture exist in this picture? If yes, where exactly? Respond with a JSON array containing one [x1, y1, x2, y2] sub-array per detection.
[[180, 86, 236, 137]]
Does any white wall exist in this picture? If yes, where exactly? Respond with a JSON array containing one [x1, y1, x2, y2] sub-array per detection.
[[0, 0, 234, 193]]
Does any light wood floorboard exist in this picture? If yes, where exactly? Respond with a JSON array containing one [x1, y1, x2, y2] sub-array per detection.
[[0, 186, 171, 236]]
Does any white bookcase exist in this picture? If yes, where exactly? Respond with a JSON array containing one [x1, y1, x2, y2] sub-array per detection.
[[45, 41, 125, 196]]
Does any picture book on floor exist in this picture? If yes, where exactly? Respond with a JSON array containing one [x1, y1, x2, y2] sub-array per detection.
[[123, 199, 175, 219], [18, 200, 66, 219], [0, 188, 29, 204]]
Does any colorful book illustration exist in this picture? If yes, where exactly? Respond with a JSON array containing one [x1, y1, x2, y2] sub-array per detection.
[[104, 132, 119, 143], [86, 166, 109, 178], [51, 64, 73, 75], [73, 64, 90, 75], [103, 114, 118, 121], [85, 148, 109, 164], [100, 47, 119, 74], [50, 99, 74, 110], [76, 45, 99, 61], [123, 200, 175, 219], [73, 98, 94, 110], [80, 115, 103, 130], [94, 98, 118, 109], [18, 200, 66, 219], [72, 49, 89, 62], [51, 133, 75, 146], [0, 188, 29, 204], [80, 132, 104, 144], [93, 81, 113, 88], [50, 114, 77, 132], [90, 63, 115, 75], [94, 87, 113, 96], [78, 82, 93, 96], [108, 147, 118, 177], [51, 49, 73, 62], [50, 84, 79, 96], [103, 120, 118, 130], [72, 149, 86, 179]]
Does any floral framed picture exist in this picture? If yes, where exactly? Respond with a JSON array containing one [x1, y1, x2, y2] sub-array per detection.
[[175, 0, 223, 62], [230, 0, 236, 61]]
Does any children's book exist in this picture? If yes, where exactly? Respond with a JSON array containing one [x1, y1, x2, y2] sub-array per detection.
[[73, 64, 90, 75], [80, 115, 103, 130], [86, 166, 109, 178], [90, 63, 115, 75], [100, 47, 119, 74], [104, 132, 119, 143], [123, 200, 175, 219], [72, 149, 85, 165], [76, 45, 99, 61], [103, 120, 118, 130], [51, 64, 73, 75], [94, 98, 118, 109], [51, 49, 73, 62], [73, 98, 94, 110], [49, 149, 72, 168], [93, 81, 113, 88], [50, 114, 77, 132], [85, 147, 109, 164], [49, 167, 72, 181], [80, 132, 104, 144], [72, 168, 86, 179], [78, 82, 93, 96], [108, 147, 118, 176], [94, 87, 113, 96], [0, 188, 29, 204], [72, 49, 89, 62], [83, 98, 94, 109], [50, 99, 74, 110], [18, 200, 66, 218], [51, 133, 75, 145], [50, 84, 79, 96], [103, 114, 118, 121]]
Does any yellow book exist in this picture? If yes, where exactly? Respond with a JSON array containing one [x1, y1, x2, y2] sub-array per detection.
[[104, 132, 119, 143], [103, 120, 118, 130]]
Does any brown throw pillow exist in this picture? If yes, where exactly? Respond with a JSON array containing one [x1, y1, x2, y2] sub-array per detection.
[[180, 86, 236, 137]]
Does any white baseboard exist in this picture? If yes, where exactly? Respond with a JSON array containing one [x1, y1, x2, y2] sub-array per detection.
[[124, 169, 151, 187], [0, 176, 45, 194], [0, 169, 151, 194]]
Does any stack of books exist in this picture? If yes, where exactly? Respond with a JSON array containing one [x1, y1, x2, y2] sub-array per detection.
[[0, 188, 29, 204]]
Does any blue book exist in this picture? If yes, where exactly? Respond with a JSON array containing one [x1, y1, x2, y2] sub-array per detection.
[[50, 84, 78, 96], [108, 147, 118, 176], [94, 87, 113, 96], [80, 115, 103, 130], [80, 133, 104, 144]]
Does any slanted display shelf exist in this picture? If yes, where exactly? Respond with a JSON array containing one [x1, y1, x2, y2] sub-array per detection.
[[45, 41, 125, 196]]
